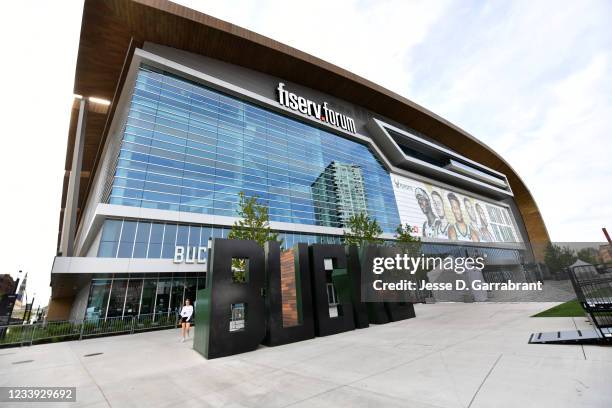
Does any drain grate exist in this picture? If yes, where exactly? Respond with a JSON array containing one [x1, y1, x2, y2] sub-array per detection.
[[83, 352, 104, 357], [12, 360, 34, 364]]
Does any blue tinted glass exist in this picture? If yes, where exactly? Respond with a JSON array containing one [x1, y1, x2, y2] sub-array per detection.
[[201, 227, 212, 247], [110, 66, 401, 233], [162, 224, 177, 258], [149, 223, 164, 244], [176, 225, 189, 246], [135, 222, 151, 243], [101, 220, 122, 242], [189, 226, 201, 247], [121, 221, 137, 242], [98, 241, 118, 258], [133, 242, 147, 258], [147, 243, 162, 259]]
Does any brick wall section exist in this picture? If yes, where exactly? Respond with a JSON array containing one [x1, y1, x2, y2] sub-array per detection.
[[280, 249, 299, 327]]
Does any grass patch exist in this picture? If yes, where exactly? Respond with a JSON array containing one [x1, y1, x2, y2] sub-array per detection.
[[532, 300, 584, 317]]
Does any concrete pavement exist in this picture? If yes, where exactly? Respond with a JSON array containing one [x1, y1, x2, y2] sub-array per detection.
[[1, 303, 611, 407]]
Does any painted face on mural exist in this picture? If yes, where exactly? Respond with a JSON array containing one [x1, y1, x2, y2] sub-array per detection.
[[464, 198, 477, 223], [476, 203, 487, 226], [415, 188, 432, 215], [447, 194, 464, 223], [431, 191, 445, 218]]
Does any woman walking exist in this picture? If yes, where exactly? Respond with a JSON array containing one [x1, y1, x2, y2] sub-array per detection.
[[179, 298, 193, 342]]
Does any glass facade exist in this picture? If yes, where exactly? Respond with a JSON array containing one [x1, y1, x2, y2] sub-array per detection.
[[97, 218, 342, 258], [84, 273, 206, 321], [108, 65, 400, 232], [96, 218, 521, 263]]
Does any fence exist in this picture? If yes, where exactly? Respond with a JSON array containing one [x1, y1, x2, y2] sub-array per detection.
[[0, 312, 181, 348], [567, 262, 612, 341]]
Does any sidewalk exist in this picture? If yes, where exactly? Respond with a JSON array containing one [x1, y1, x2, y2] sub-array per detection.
[[1, 303, 611, 407]]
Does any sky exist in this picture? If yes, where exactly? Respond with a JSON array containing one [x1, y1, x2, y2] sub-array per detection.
[[1, 0, 610, 307]]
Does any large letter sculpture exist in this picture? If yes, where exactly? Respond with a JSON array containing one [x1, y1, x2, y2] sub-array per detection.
[[193, 240, 418, 359], [193, 239, 266, 359], [263, 242, 315, 346], [309, 244, 355, 336]]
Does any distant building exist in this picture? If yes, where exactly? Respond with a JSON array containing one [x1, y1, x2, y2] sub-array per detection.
[[311, 162, 368, 228]]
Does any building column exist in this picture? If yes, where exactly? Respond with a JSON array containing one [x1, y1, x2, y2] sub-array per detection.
[[60, 98, 87, 256]]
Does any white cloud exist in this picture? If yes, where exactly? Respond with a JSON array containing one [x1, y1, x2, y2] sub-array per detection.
[[175, 0, 451, 95]]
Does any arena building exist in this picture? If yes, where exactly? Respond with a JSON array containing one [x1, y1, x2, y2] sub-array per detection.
[[48, 0, 549, 321]]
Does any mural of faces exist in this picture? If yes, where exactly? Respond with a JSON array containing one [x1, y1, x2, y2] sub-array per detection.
[[391, 173, 520, 244]]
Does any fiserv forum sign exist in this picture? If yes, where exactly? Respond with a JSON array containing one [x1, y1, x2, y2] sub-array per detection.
[[276, 83, 357, 133]]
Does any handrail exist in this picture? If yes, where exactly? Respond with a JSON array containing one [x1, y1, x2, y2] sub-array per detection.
[[0, 312, 182, 348]]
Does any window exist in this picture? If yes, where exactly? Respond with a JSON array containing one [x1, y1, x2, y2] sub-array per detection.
[[98, 220, 122, 257], [117, 221, 137, 258], [133, 222, 151, 258], [140, 278, 158, 315], [109, 66, 401, 233], [123, 279, 143, 316], [85, 280, 111, 320], [162, 224, 177, 258], [155, 278, 172, 315], [106, 279, 128, 318], [97, 218, 346, 259], [148, 223, 164, 258]]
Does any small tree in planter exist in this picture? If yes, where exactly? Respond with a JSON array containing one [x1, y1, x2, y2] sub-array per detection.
[[228, 192, 282, 282], [343, 213, 383, 247]]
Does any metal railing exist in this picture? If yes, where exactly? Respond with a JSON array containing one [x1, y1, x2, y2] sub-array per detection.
[[568, 262, 612, 341], [0, 312, 181, 348]]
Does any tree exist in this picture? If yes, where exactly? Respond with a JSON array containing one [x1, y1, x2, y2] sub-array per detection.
[[394, 223, 429, 286], [394, 223, 422, 257], [228, 192, 281, 281], [394, 223, 421, 244], [544, 243, 576, 274], [576, 247, 601, 265], [343, 213, 383, 246]]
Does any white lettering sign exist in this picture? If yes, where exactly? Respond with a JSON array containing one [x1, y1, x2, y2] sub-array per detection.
[[277, 83, 356, 133], [174, 246, 207, 265]]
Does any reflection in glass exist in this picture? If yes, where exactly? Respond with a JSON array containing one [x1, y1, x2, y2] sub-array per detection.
[[184, 277, 197, 306], [98, 219, 122, 257], [85, 280, 111, 320], [140, 278, 158, 315], [155, 278, 172, 315], [162, 224, 177, 258], [110, 67, 401, 232], [170, 276, 185, 314], [123, 279, 143, 316], [117, 221, 137, 258], [147, 223, 164, 258], [133, 222, 151, 258], [107, 279, 128, 318]]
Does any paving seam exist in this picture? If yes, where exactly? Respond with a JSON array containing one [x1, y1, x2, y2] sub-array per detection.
[[466, 353, 503, 408], [71, 343, 113, 408]]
